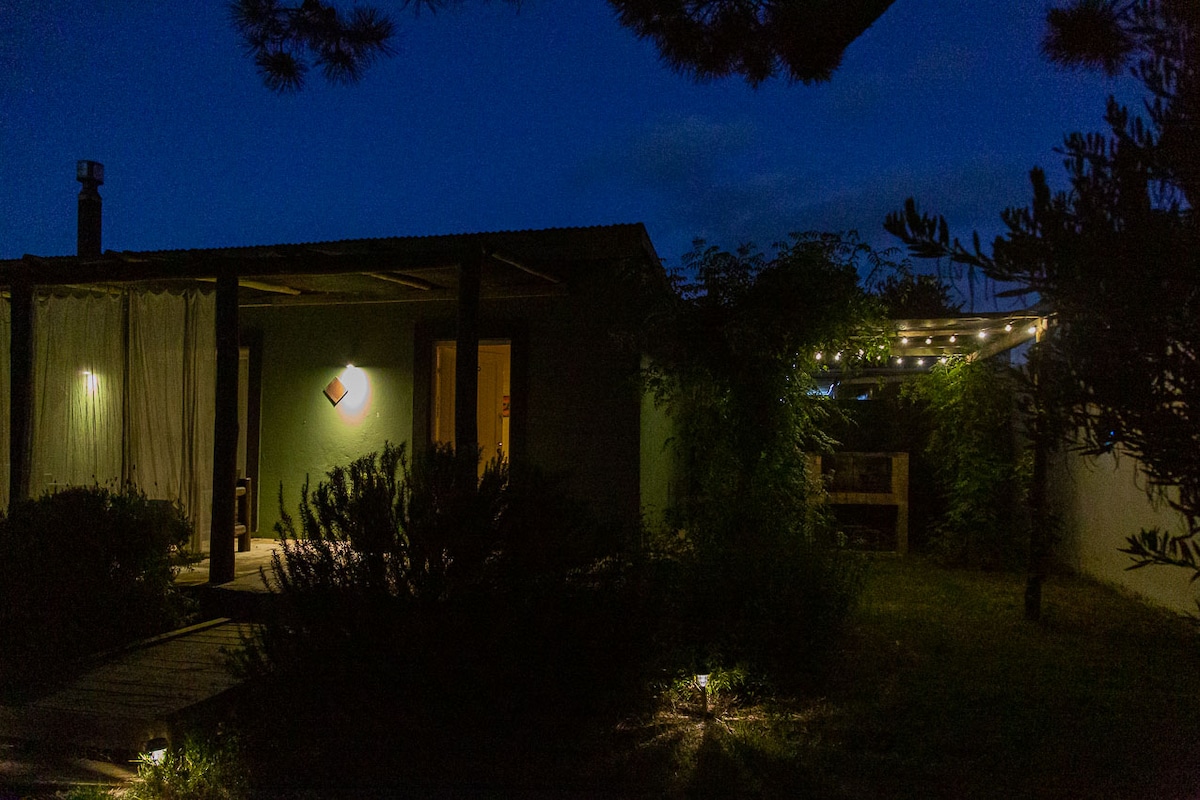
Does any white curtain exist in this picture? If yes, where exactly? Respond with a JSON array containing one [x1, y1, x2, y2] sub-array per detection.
[[32, 292, 125, 492], [16, 289, 216, 553], [127, 290, 216, 552]]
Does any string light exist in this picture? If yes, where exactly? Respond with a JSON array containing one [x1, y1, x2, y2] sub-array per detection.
[[1028, 325, 1037, 335], [925, 337, 932, 345], [900, 337, 909, 345], [815, 352, 822, 361], [1004, 323, 1013, 332], [978, 330, 988, 339], [917, 358, 925, 366], [949, 334, 957, 343], [834, 352, 842, 361]]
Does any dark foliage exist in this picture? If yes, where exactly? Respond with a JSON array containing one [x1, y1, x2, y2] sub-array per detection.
[[230, 0, 895, 90], [886, 3, 1200, 583], [230, 0, 397, 91], [874, 269, 962, 318], [902, 358, 1031, 569], [0, 485, 194, 697], [235, 443, 659, 792], [610, 0, 896, 85], [640, 233, 882, 687]]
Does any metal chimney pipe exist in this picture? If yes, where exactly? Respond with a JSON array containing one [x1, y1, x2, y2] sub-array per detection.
[[76, 160, 104, 257]]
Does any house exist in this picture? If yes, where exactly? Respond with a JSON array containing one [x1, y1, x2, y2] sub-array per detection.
[[0, 166, 676, 582]]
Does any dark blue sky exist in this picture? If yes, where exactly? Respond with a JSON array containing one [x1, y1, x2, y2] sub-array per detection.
[[2, 0, 1128, 275]]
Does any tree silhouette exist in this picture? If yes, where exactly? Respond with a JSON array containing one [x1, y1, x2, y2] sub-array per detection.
[[230, 0, 896, 91], [887, 1, 1199, 594]]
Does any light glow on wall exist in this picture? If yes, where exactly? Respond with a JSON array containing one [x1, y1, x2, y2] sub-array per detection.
[[82, 370, 99, 396], [336, 363, 372, 422]]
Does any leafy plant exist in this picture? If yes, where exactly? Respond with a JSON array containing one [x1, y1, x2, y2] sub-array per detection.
[[0, 484, 194, 696], [641, 232, 880, 687], [235, 442, 658, 789], [124, 734, 250, 800], [903, 357, 1031, 569]]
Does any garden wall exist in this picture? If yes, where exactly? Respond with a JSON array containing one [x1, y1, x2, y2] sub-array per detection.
[[1049, 446, 1200, 614]]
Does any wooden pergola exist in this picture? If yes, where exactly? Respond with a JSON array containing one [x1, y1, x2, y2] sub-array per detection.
[[1, 225, 659, 583]]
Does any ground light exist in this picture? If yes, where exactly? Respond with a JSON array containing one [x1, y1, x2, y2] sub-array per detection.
[[696, 673, 710, 716], [145, 737, 168, 764]]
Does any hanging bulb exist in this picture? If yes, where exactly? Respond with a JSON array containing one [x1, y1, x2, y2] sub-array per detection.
[[949, 334, 957, 343]]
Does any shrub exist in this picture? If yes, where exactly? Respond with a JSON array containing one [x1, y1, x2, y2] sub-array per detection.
[[235, 442, 658, 789], [0, 484, 194, 696], [124, 733, 250, 800], [903, 357, 1031, 569]]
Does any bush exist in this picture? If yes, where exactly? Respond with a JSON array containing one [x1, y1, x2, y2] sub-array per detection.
[[903, 358, 1031, 569], [235, 443, 658, 790], [0, 484, 194, 696], [124, 733, 250, 800]]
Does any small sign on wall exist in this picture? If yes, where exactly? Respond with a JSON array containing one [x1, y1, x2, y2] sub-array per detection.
[[502, 395, 510, 418]]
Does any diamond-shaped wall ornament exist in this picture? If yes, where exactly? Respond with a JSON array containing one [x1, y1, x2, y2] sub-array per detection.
[[324, 376, 348, 406]]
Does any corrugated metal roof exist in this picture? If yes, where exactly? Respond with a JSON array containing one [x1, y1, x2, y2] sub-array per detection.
[[0, 223, 662, 307]]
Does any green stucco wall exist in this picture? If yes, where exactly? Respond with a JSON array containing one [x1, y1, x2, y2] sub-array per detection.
[[639, 365, 676, 529], [242, 275, 654, 538], [243, 304, 416, 537]]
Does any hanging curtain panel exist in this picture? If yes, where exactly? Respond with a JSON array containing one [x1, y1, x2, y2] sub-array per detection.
[[32, 292, 125, 494], [128, 289, 216, 553]]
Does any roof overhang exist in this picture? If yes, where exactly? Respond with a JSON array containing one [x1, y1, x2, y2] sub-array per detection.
[[0, 224, 661, 308]]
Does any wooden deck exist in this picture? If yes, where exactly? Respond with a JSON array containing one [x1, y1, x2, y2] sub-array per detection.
[[0, 617, 258, 754]]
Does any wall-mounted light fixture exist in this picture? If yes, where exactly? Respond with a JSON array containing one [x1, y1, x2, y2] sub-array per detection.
[[82, 370, 99, 396], [325, 363, 373, 421]]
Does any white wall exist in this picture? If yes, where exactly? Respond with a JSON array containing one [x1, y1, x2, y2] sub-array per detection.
[[1050, 446, 1200, 614]]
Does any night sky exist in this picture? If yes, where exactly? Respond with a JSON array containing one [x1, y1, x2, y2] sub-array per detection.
[[3, 0, 1129, 281]]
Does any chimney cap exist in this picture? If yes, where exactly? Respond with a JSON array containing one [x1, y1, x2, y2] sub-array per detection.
[[76, 160, 104, 185]]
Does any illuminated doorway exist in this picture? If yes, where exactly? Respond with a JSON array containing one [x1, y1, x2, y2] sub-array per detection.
[[432, 341, 511, 472]]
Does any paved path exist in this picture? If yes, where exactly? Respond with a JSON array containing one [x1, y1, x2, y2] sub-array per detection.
[[0, 618, 257, 755]]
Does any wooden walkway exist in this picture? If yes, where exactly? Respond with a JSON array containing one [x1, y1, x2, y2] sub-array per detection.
[[0, 617, 257, 755]]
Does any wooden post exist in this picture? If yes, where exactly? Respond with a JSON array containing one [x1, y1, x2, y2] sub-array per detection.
[[454, 245, 482, 482], [8, 269, 34, 506], [208, 270, 239, 584], [1025, 321, 1048, 621]]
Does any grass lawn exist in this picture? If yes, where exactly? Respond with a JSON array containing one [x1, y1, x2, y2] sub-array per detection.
[[52, 555, 1200, 798], [602, 556, 1200, 799]]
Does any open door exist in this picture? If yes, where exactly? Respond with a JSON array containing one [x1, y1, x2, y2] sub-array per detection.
[[433, 341, 511, 475]]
